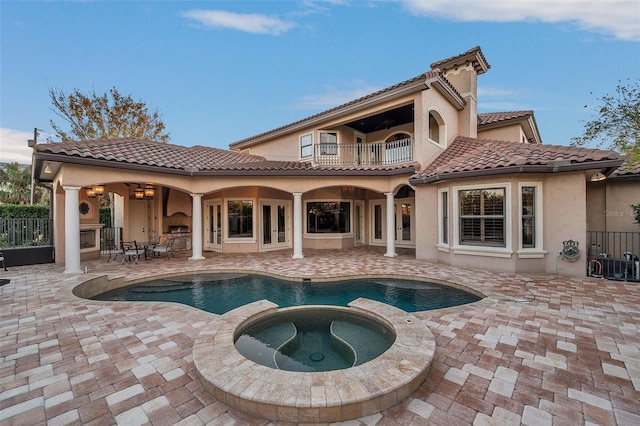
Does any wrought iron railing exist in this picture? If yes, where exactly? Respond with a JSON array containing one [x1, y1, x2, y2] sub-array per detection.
[[100, 227, 123, 254], [586, 231, 640, 281], [0, 218, 52, 248], [314, 138, 413, 166]]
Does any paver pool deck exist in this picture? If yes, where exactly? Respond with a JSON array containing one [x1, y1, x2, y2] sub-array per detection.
[[1, 247, 639, 425]]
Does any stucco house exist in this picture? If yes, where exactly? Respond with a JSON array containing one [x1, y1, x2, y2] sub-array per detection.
[[33, 46, 637, 278]]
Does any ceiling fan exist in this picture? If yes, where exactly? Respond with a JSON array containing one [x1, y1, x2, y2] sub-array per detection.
[[374, 119, 396, 130]]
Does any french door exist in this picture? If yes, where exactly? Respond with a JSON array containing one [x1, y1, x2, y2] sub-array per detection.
[[260, 200, 291, 251], [204, 200, 222, 251], [370, 199, 414, 247]]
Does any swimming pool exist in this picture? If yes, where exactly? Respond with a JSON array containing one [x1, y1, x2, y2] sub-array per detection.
[[91, 272, 481, 313]]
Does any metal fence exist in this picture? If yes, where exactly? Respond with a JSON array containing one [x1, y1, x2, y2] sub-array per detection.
[[0, 218, 52, 248], [587, 231, 640, 281], [100, 227, 123, 254]]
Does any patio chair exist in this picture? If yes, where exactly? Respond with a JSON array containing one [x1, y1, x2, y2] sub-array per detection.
[[106, 239, 124, 263], [153, 236, 175, 259], [122, 241, 144, 264]]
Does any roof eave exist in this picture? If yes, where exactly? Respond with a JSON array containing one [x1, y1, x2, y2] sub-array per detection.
[[35, 151, 416, 179], [477, 113, 543, 144], [409, 159, 624, 185], [426, 76, 466, 110], [34, 151, 201, 178], [229, 78, 430, 150]]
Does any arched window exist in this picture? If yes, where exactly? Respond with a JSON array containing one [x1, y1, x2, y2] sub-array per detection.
[[428, 110, 445, 145]]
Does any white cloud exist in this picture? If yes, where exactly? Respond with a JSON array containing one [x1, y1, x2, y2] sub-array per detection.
[[403, 0, 640, 41], [0, 128, 36, 165], [294, 81, 382, 110], [181, 10, 296, 35]]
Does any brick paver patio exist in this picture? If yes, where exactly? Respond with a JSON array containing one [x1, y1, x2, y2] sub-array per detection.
[[1, 247, 639, 425]]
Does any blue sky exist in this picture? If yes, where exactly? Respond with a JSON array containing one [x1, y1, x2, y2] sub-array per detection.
[[1, 0, 639, 164]]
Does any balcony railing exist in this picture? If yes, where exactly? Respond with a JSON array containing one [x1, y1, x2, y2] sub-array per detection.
[[314, 138, 413, 166]]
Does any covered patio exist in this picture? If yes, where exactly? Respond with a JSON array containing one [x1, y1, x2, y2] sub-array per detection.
[[1, 247, 639, 424]]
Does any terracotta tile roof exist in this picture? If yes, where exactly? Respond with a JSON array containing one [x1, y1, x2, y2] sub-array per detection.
[[610, 159, 640, 178], [411, 136, 621, 184], [230, 69, 443, 149], [478, 111, 533, 126], [430, 46, 490, 74], [36, 138, 416, 176], [230, 47, 490, 150], [36, 138, 266, 171]]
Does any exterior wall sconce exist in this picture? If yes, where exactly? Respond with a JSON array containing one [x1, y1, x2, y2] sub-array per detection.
[[144, 184, 155, 198], [134, 185, 145, 199], [93, 184, 105, 195], [591, 171, 607, 182]]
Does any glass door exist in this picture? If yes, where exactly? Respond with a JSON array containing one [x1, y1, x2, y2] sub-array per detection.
[[370, 201, 385, 245], [395, 201, 414, 246], [204, 200, 222, 251], [369, 199, 414, 247], [260, 200, 290, 251], [355, 201, 364, 245]]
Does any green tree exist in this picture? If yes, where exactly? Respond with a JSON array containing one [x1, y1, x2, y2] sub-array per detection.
[[49, 87, 170, 143], [0, 162, 34, 204], [572, 79, 640, 164]]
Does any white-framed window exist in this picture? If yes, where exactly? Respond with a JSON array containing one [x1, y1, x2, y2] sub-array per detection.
[[438, 189, 449, 248], [452, 183, 512, 257], [300, 133, 313, 158], [306, 201, 351, 234], [459, 187, 505, 246], [319, 132, 338, 155], [227, 199, 254, 240], [518, 182, 545, 258]]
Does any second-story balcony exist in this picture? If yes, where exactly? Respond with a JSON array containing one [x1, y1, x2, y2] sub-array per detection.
[[314, 138, 413, 166]]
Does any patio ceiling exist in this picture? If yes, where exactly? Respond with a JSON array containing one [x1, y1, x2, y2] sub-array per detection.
[[344, 103, 414, 134]]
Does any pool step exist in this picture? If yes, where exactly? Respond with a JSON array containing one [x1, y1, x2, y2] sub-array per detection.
[[331, 320, 392, 365]]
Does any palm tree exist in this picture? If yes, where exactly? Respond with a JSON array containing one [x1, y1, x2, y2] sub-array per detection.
[[0, 162, 49, 205], [0, 162, 31, 204]]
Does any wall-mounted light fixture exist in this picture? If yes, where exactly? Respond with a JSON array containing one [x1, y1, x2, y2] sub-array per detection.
[[144, 184, 155, 198], [134, 185, 145, 199], [93, 184, 105, 195]]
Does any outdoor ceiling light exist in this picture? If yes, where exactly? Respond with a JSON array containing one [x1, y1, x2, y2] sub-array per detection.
[[591, 171, 607, 182], [93, 184, 105, 195], [43, 163, 53, 174], [134, 185, 145, 199], [85, 187, 96, 198], [144, 184, 155, 198]]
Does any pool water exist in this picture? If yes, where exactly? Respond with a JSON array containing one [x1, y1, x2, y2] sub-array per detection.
[[92, 273, 481, 314]]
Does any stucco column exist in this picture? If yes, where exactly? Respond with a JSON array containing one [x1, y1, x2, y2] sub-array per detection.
[[384, 192, 397, 257], [63, 186, 83, 273], [292, 192, 303, 259], [189, 193, 205, 261]]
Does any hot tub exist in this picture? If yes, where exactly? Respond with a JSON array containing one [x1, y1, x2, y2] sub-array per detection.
[[193, 298, 435, 423]]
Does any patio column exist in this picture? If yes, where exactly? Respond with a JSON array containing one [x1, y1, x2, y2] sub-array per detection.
[[63, 185, 83, 273], [189, 193, 205, 261], [384, 192, 396, 257], [292, 192, 303, 259]]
